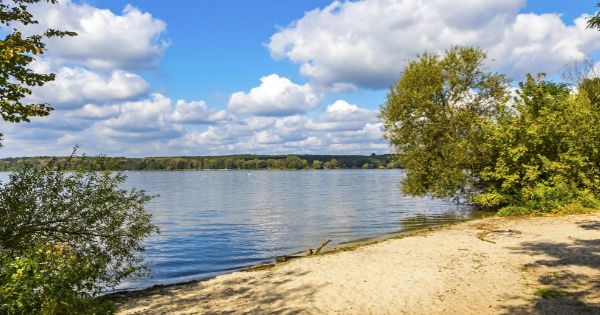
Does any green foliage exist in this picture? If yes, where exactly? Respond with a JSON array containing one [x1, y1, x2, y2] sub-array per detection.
[[0, 245, 116, 314], [0, 2, 155, 313], [284, 155, 305, 169], [0, 0, 76, 145], [327, 158, 339, 169], [382, 46, 600, 215], [0, 154, 401, 171], [480, 75, 600, 214], [588, 2, 600, 30], [381, 46, 510, 199], [312, 160, 323, 169], [534, 288, 570, 298], [496, 206, 532, 217], [0, 160, 157, 314]]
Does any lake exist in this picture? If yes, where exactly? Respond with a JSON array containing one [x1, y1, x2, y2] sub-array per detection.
[[118, 169, 491, 290], [1, 169, 490, 290]]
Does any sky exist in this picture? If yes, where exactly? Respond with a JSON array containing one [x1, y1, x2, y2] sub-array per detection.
[[0, 0, 599, 157]]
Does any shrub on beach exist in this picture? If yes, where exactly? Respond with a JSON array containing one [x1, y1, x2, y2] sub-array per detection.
[[0, 244, 116, 314], [0, 161, 157, 314]]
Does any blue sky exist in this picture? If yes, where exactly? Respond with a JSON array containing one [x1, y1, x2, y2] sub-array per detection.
[[93, 0, 600, 106], [1, 0, 599, 157], [92, 0, 384, 108]]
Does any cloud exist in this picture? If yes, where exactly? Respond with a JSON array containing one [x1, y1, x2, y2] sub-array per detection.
[[27, 65, 149, 109], [1, 1, 396, 157], [308, 100, 377, 131], [170, 100, 229, 124], [96, 94, 228, 142], [2, 94, 388, 156], [228, 74, 321, 116], [268, 0, 600, 89], [29, 1, 168, 69], [172, 99, 385, 155]]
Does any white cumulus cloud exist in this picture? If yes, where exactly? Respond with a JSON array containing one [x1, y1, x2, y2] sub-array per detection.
[[228, 74, 322, 116], [268, 0, 600, 89], [308, 100, 377, 131], [28, 66, 149, 109], [29, 1, 168, 69]]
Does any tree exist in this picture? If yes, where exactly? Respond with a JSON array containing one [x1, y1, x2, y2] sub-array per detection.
[[312, 160, 323, 169], [0, 0, 76, 145], [285, 155, 303, 169], [472, 74, 600, 212], [0, 2, 157, 313], [381, 46, 510, 201], [382, 46, 600, 214], [588, 2, 600, 30], [0, 159, 158, 313], [328, 158, 339, 169]]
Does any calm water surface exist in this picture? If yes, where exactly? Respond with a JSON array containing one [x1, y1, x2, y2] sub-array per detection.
[[1, 170, 490, 290]]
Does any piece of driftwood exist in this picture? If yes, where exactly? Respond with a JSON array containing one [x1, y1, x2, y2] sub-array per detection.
[[306, 239, 332, 256], [275, 255, 301, 263], [476, 228, 521, 244], [313, 239, 331, 255], [477, 231, 496, 244], [276, 239, 332, 263]]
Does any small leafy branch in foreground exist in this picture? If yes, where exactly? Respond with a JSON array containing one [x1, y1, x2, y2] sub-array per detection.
[[587, 2, 600, 30], [0, 156, 158, 314], [381, 46, 600, 216], [0, 0, 76, 146]]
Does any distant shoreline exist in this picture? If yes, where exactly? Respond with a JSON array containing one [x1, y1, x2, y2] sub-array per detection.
[[0, 154, 402, 171]]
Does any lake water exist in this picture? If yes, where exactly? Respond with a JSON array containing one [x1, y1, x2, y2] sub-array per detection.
[[1, 170, 491, 290]]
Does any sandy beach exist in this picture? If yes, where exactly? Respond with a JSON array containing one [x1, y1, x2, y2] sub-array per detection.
[[115, 213, 599, 314]]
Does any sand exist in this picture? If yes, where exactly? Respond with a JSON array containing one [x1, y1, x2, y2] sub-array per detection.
[[115, 213, 600, 314]]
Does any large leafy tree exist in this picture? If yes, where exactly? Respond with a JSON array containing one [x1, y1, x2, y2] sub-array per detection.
[[380, 46, 510, 201], [382, 46, 600, 214], [0, 0, 75, 145]]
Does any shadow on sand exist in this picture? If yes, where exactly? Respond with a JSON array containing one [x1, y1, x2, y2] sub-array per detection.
[[111, 269, 325, 314], [501, 220, 599, 314]]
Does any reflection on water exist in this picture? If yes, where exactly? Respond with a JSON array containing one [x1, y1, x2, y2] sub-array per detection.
[[398, 211, 491, 232], [0, 170, 492, 290]]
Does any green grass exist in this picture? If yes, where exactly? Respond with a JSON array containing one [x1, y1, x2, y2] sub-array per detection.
[[534, 288, 571, 298], [497, 205, 599, 217]]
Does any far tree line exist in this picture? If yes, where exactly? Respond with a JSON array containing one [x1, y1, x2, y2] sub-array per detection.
[[0, 154, 402, 171]]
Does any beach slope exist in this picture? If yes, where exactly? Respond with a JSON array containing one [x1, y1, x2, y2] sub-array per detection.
[[116, 213, 599, 314]]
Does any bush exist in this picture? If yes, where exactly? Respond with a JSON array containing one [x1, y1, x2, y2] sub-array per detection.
[[496, 184, 600, 216], [496, 206, 532, 217], [0, 160, 158, 314], [0, 245, 116, 314]]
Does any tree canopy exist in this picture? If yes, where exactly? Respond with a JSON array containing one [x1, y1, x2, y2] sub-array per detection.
[[0, 154, 400, 171], [0, 0, 75, 145], [381, 46, 510, 201], [0, 161, 157, 313], [381, 46, 600, 215]]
